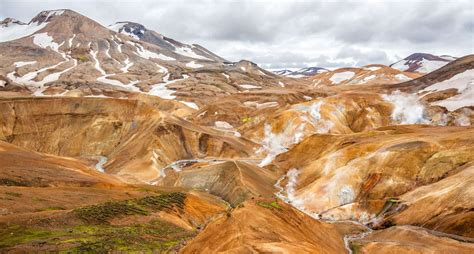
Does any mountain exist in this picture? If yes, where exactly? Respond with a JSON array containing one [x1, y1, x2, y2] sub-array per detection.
[[390, 53, 456, 73], [273, 69, 294, 75], [308, 64, 421, 86], [107, 21, 228, 62], [273, 66, 328, 77], [0, 9, 286, 106]]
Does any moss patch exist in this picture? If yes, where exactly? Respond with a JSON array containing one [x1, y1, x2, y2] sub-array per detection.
[[73, 192, 186, 224], [257, 200, 282, 210], [350, 242, 362, 254], [64, 220, 193, 253], [0, 225, 62, 249], [37, 206, 66, 212], [1, 193, 193, 253], [0, 220, 194, 253], [0, 178, 28, 186], [4, 192, 22, 197], [76, 55, 89, 62]]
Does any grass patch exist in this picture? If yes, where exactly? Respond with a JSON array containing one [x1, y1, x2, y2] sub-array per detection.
[[350, 242, 362, 254], [0, 179, 27, 186], [76, 55, 89, 62], [65, 220, 192, 252], [0, 225, 62, 249], [257, 200, 282, 210], [4, 192, 22, 197], [37, 206, 66, 212], [32, 197, 47, 202], [73, 192, 186, 224], [242, 116, 254, 123], [136, 187, 164, 194]]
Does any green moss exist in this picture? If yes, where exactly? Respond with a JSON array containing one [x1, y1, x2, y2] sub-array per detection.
[[1, 220, 194, 253], [73, 192, 186, 224], [0, 179, 27, 186], [32, 197, 47, 202], [257, 200, 282, 210], [1, 193, 191, 252], [37, 206, 66, 212], [0, 225, 62, 248], [62, 220, 193, 253], [350, 242, 361, 254], [242, 116, 254, 123], [4, 192, 22, 197], [76, 55, 89, 62]]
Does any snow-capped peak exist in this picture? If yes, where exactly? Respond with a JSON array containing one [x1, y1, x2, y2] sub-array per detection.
[[390, 53, 456, 73], [30, 9, 66, 25], [273, 66, 328, 77], [108, 21, 147, 40]]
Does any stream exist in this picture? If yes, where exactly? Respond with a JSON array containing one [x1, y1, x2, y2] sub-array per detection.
[[274, 171, 374, 254]]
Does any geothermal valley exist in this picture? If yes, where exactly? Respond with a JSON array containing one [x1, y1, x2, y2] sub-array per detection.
[[0, 8, 473, 253]]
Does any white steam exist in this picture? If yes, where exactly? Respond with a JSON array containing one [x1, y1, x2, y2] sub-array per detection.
[[275, 168, 303, 207], [294, 101, 334, 133], [258, 124, 291, 167], [382, 91, 429, 124]]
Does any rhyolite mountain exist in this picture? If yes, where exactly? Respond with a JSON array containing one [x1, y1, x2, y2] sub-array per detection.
[[0, 8, 473, 254], [390, 52, 456, 73], [107, 21, 228, 62], [0, 9, 288, 107]]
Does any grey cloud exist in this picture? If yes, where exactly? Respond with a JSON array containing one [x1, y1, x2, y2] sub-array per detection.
[[1, 0, 472, 69]]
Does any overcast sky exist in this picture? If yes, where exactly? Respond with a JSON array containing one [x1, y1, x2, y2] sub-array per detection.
[[1, 0, 473, 69]]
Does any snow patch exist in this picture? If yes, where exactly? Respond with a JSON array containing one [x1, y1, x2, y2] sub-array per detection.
[[14, 61, 36, 67], [149, 74, 189, 99], [92, 50, 139, 91], [329, 71, 355, 84], [421, 69, 474, 111], [355, 74, 376, 84], [0, 20, 48, 43], [155, 63, 168, 74], [243, 101, 278, 109], [185, 61, 203, 68], [239, 84, 261, 89], [174, 46, 211, 60], [32, 32, 63, 53], [215, 121, 234, 129], [364, 66, 381, 71], [120, 58, 133, 73], [133, 43, 175, 61], [180, 101, 199, 110], [395, 74, 411, 81], [68, 34, 76, 48]]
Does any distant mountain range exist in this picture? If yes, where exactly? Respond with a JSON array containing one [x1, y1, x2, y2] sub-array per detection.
[[273, 66, 328, 77], [272, 53, 457, 78]]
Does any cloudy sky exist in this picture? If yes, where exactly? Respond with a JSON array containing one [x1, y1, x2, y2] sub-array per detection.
[[1, 0, 473, 69]]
